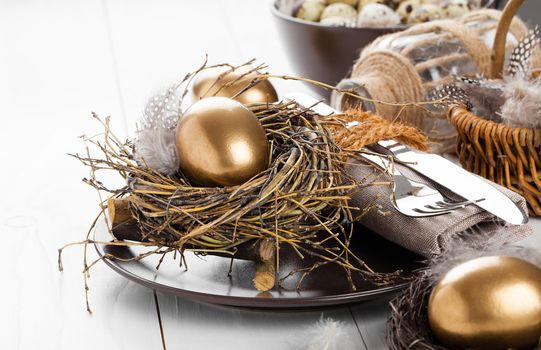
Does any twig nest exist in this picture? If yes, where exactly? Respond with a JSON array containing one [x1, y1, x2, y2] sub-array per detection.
[[296, 0, 326, 22], [428, 256, 541, 350], [357, 3, 400, 27], [175, 97, 269, 187], [387, 245, 541, 350], [321, 3, 357, 21], [407, 3, 445, 24]]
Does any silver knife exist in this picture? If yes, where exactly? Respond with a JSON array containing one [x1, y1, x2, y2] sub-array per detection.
[[285, 92, 528, 226]]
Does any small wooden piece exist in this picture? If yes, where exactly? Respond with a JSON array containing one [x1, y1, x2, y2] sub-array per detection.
[[253, 238, 276, 292], [107, 197, 144, 241]]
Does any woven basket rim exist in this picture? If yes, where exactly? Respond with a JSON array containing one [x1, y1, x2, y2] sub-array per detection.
[[449, 105, 541, 134]]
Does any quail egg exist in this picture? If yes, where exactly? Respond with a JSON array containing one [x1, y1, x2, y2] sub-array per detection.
[[358, 3, 401, 27], [397, 0, 422, 22], [321, 3, 358, 20], [296, 0, 327, 21], [408, 3, 445, 23]]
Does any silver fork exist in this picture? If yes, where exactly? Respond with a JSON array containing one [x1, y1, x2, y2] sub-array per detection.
[[360, 152, 481, 217]]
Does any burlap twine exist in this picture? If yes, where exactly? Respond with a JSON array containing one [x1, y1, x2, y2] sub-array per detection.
[[335, 10, 537, 153]]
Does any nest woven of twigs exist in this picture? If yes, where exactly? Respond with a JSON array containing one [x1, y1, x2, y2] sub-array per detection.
[[60, 60, 432, 311], [387, 271, 446, 350], [387, 244, 541, 350]]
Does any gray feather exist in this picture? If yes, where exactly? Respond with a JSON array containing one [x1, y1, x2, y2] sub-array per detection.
[[134, 86, 181, 175]]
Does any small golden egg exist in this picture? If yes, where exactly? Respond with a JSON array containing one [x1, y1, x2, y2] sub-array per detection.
[[176, 97, 269, 187], [192, 66, 278, 105], [428, 256, 541, 350]]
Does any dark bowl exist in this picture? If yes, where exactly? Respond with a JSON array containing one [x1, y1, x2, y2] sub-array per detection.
[[270, 0, 500, 97], [270, 0, 405, 96]]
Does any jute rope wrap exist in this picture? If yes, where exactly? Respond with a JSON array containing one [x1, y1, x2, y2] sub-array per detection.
[[334, 10, 534, 153], [449, 0, 541, 216], [350, 50, 424, 124]]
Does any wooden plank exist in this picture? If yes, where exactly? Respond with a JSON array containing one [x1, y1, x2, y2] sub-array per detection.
[[0, 0, 163, 348], [102, 0, 243, 133], [157, 292, 366, 350], [349, 299, 391, 350]]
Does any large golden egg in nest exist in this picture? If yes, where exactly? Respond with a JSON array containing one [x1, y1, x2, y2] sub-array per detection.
[[175, 97, 269, 187], [192, 66, 278, 104], [428, 256, 541, 350]]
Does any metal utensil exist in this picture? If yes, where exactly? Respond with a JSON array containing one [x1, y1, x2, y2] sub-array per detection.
[[361, 151, 479, 217], [374, 140, 529, 225], [285, 92, 527, 225]]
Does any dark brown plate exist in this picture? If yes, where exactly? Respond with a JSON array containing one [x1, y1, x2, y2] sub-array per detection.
[[94, 218, 424, 308]]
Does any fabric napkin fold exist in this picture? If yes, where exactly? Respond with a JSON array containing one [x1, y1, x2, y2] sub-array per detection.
[[347, 158, 533, 258]]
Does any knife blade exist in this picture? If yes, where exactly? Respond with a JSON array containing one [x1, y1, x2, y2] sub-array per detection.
[[375, 141, 528, 225], [285, 92, 528, 225]]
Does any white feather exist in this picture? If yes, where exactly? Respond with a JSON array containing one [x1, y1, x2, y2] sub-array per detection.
[[429, 239, 541, 283], [500, 74, 541, 129], [134, 86, 180, 175], [288, 316, 356, 350]]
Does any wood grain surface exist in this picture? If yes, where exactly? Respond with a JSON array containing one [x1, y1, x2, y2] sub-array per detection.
[[0, 1, 537, 349]]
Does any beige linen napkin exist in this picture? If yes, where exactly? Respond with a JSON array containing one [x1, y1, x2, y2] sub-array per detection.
[[347, 159, 533, 258]]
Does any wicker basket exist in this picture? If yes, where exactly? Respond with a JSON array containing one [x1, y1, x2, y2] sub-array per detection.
[[449, 0, 541, 216]]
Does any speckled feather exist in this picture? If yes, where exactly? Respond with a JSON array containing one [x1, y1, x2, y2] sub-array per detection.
[[430, 84, 472, 109], [134, 86, 181, 175], [507, 26, 540, 77], [432, 28, 540, 122]]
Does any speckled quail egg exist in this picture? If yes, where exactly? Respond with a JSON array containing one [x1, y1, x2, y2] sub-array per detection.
[[443, 0, 470, 18], [296, 0, 327, 22], [321, 3, 358, 21], [327, 0, 359, 7], [320, 16, 358, 27], [357, 3, 401, 27], [357, 0, 386, 10], [397, 0, 422, 22], [408, 3, 445, 23]]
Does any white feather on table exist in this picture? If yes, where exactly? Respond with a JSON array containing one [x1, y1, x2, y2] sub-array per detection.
[[134, 86, 180, 176], [288, 316, 356, 350]]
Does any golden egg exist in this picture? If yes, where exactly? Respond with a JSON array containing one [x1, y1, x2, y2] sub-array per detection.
[[428, 256, 541, 350], [192, 66, 278, 105], [175, 97, 269, 187]]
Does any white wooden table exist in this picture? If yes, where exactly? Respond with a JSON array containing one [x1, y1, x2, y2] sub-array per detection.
[[1, 1, 539, 349]]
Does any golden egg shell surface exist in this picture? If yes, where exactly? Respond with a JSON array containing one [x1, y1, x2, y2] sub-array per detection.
[[176, 97, 269, 187], [428, 256, 541, 350], [192, 66, 278, 105]]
